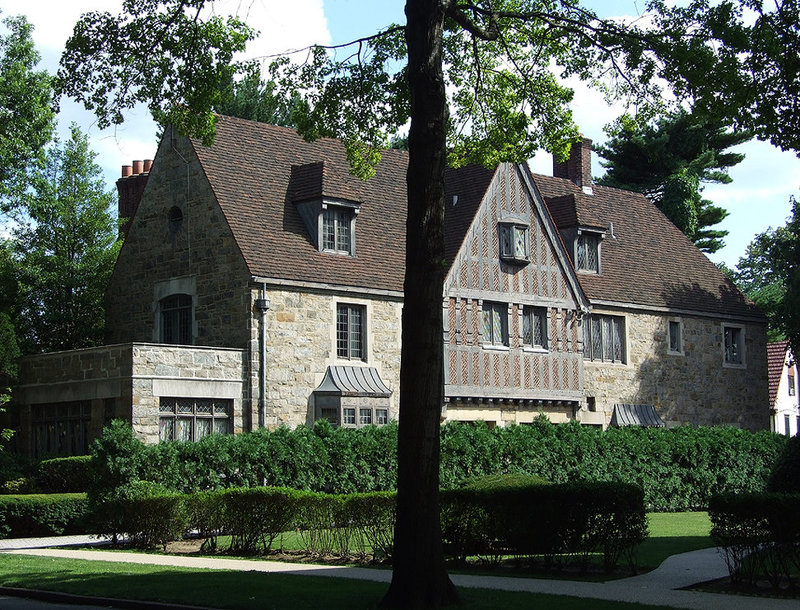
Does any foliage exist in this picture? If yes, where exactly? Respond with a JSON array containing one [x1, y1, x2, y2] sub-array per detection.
[[709, 492, 800, 589], [0, 13, 55, 206], [87, 419, 784, 513], [440, 479, 647, 573], [10, 124, 121, 353], [596, 111, 750, 253], [223, 487, 299, 554], [0, 492, 90, 538], [35, 456, 92, 493], [768, 434, 800, 493], [733, 197, 800, 346], [214, 66, 299, 127]]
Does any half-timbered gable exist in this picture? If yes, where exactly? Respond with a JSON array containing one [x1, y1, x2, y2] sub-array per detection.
[[442, 163, 590, 426]]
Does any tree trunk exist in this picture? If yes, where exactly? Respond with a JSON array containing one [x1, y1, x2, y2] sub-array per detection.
[[380, 0, 459, 607]]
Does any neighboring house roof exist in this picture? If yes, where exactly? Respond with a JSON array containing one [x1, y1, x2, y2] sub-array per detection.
[[191, 116, 408, 293], [532, 174, 763, 319], [768, 340, 791, 406]]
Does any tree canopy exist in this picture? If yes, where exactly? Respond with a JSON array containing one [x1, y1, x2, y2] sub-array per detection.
[[0, 12, 55, 208], [11, 124, 120, 354], [57, 1, 800, 606], [214, 66, 300, 127], [596, 111, 751, 253]]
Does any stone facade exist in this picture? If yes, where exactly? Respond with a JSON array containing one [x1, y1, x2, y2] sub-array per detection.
[[582, 308, 768, 430], [247, 286, 403, 429], [14, 343, 245, 454]]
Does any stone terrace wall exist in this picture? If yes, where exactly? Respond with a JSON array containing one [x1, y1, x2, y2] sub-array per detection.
[[584, 309, 768, 431]]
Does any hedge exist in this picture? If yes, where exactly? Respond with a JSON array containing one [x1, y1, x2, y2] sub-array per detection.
[[709, 492, 800, 589], [441, 478, 647, 572], [0, 493, 91, 538], [36, 456, 92, 493], [88, 418, 785, 511]]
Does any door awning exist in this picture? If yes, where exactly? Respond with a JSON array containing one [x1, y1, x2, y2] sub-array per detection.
[[314, 366, 391, 397], [610, 403, 665, 427]]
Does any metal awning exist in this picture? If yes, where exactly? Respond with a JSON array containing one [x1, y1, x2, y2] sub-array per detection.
[[610, 403, 665, 427], [314, 366, 392, 397]]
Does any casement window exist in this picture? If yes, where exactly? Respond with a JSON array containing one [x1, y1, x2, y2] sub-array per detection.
[[482, 302, 509, 347], [723, 325, 744, 366], [583, 314, 626, 363], [322, 207, 354, 255], [32, 401, 90, 458], [160, 294, 192, 344], [325, 405, 388, 428], [576, 232, 601, 273], [336, 304, 366, 360], [499, 222, 529, 264], [523, 306, 548, 350], [788, 370, 796, 396], [668, 319, 683, 354], [158, 397, 232, 442]]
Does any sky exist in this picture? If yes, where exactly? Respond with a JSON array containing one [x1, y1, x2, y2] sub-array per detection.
[[1, 0, 798, 269]]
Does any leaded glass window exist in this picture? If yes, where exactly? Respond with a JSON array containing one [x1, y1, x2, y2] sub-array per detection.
[[482, 302, 508, 346], [499, 223, 529, 264], [668, 320, 682, 353], [523, 306, 548, 349], [336, 304, 365, 360], [583, 314, 625, 363], [576, 232, 600, 273], [723, 326, 743, 365], [158, 398, 232, 442], [322, 207, 353, 254], [32, 401, 91, 457]]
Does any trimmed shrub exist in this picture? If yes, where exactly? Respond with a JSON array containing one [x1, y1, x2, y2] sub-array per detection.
[[36, 456, 92, 493], [223, 487, 299, 554], [0, 493, 91, 538], [709, 492, 800, 589], [345, 492, 396, 560], [441, 479, 647, 573], [185, 490, 227, 551]]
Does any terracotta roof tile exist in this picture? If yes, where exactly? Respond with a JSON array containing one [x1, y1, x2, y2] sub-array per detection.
[[768, 340, 790, 405]]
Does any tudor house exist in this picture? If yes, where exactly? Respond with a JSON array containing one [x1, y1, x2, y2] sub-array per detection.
[[11, 115, 768, 456], [767, 340, 798, 436]]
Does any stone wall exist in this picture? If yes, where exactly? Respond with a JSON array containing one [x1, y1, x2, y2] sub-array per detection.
[[583, 308, 768, 431], [14, 343, 245, 452], [106, 132, 252, 349], [247, 286, 403, 429]]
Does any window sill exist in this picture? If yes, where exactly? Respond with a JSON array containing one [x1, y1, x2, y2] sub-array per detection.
[[723, 361, 746, 369], [522, 347, 549, 354], [667, 349, 684, 357], [482, 344, 510, 352]]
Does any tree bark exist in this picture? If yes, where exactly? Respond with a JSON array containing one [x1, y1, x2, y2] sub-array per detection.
[[380, 0, 459, 607]]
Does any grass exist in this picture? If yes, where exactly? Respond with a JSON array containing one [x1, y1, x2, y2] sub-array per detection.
[[636, 511, 714, 570], [0, 553, 675, 609]]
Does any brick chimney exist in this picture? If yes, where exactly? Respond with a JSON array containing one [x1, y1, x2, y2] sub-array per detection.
[[116, 159, 153, 238], [553, 137, 593, 193]]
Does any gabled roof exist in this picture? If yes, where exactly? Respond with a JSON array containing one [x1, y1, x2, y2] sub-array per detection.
[[190, 116, 408, 293], [532, 173, 763, 319], [443, 164, 495, 265], [768, 340, 791, 405]]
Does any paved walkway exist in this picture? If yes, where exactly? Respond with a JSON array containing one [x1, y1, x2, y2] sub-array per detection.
[[1, 536, 797, 609]]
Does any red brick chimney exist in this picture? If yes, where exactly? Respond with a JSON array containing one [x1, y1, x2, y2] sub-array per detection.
[[553, 137, 593, 192], [116, 159, 152, 238]]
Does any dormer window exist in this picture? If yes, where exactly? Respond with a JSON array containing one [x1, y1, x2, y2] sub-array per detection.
[[576, 231, 601, 273], [323, 207, 353, 254], [499, 221, 529, 265]]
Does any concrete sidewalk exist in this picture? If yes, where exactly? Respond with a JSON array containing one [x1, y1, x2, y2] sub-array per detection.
[[1, 537, 798, 609]]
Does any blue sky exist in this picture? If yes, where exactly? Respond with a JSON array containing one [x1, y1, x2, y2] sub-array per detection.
[[2, 0, 798, 268]]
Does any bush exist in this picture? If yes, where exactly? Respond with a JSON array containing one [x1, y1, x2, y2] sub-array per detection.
[[0, 451, 32, 493], [86, 419, 785, 510], [441, 479, 647, 573], [709, 492, 800, 589], [36, 456, 92, 493], [767, 434, 800, 493], [0, 493, 91, 538], [345, 492, 395, 560], [222, 487, 300, 554]]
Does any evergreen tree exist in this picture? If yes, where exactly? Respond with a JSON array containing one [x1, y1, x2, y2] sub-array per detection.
[[596, 111, 751, 253], [214, 66, 299, 127], [12, 124, 120, 353]]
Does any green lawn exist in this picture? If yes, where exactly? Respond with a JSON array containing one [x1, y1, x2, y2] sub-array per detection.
[[636, 512, 713, 570], [0, 553, 674, 609]]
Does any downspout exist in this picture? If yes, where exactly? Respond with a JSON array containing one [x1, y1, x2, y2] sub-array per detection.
[[254, 284, 270, 429]]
